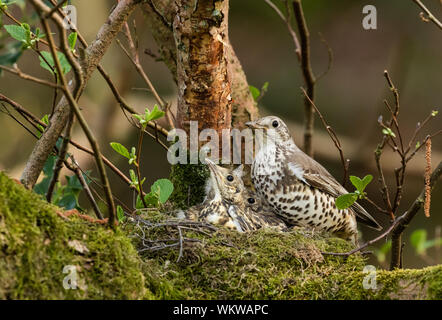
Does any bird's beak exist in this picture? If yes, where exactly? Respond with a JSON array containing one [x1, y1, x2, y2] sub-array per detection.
[[245, 120, 265, 130], [204, 158, 223, 190], [205, 158, 217, 172], [205, 158, 222, 178]]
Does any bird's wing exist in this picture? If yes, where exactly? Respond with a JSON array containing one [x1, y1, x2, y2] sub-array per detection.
[[287, 150, 382, 230]]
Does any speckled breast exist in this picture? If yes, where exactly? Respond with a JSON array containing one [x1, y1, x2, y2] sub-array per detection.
[[252, 153, 356, 237]]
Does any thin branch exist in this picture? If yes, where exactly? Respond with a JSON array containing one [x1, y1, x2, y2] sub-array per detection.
[[37, 15, 116, 227], [390, 161, 442, 269], [135, 127, 148, 208], [63, 157, 104, 220], [0, 93, 133, 187], [116, 38, 166, 108], [406, 130, 442, 163], [364, 196, 390, 215], [412, 0, 442, 30], [96, 64, 170, 141], [293, 0, 316, 156], [264, 0, 301, 60], [2, 100, 103, 220], [0, 65, 61, 89], [0, 104, 40, 140], [315, 32, 334, 82], [44, 0, 69, 19], [323, 161, 442, 258], [46, 111, 74, 202], [45, 0, 167, 136], [21, 0, 140, 189], [301, 87, 349, 187], [405, 111, 437, 155]]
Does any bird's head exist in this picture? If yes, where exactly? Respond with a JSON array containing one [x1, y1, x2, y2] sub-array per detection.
[[243, 191, 262, 212], [205, 158, 244, 204], [245, 116, 293, 146]]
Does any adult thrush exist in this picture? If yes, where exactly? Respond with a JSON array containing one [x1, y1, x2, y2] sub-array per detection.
[[246, 116, 382, 243]]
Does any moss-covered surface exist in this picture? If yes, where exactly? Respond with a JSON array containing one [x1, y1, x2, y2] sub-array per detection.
[[140, 228, 442, 300], [169, 162, 210, 208], [0, 172, 441, 299], [0, 172, 149, 299]]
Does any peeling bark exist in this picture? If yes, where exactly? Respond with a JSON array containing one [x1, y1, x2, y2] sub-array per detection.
[[173, 0, 232, 137], [142, 0, 258, 129]]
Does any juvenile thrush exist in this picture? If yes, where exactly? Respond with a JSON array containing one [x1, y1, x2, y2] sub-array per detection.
[[177, 159, 287, 232], [246, 116, 382, 243]]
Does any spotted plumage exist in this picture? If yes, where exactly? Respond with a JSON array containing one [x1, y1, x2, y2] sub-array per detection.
[[246, 116, 382, 244], [177, 159, 287, 232], [241, 191, 289, 231]]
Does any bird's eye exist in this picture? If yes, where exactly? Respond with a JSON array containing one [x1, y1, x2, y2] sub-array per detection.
[[226, 175, 234, 182], [247, 197, 255, 204], [272, 120, 279, 128]]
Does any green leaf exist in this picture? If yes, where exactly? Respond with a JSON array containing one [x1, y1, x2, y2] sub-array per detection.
[[135, 195, 144, 209], [58, 193, 78, 210], [33, 176, 51, 196], [68, 32, 77, 50], [132, 114, 144, 123], [335, 193, 358, 210], [361, 175, 373, 190], [350, 175, 372, 193], [249, 85, 260, 101], [261, 81, 269, 92], [4, 24, 27, 42], [117, 205, 125, 222], [110, 142, 130, 159], [145, 105, 165, 122], [65, 174, 83, 192], [129, 169, 137, 182], [144, 192, 159, 206], [38, 51, 71, 74], [431, 110, 438, 117], [349, 176, 364, 192], [42, 154, 56, 176], [382, 127, 396, 138], [410, 229, 427, 255], [151, 179, 174, 204], [41, 114, 49, 125]]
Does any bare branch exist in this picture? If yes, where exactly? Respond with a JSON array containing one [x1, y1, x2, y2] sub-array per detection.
[[301, 87, 349, 187], [323, 161, 442, 258], [264, 0, 301, 60], [293, 0, 316, 156], [0, 65, 61, 89], [37, 14, 117, 225], [21, 0, 140, 189], [412, 0, 442, 30]]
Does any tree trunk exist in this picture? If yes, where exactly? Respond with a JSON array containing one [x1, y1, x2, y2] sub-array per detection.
[[143, 0, 258, 206], [173, 0, 232, 136], [142, 0, 258, 129]]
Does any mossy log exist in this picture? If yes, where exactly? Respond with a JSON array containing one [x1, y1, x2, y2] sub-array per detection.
[[0, 172, 440, 300]]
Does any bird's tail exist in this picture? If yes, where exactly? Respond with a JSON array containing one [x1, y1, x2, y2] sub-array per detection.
[[351, 202, 382, 231]]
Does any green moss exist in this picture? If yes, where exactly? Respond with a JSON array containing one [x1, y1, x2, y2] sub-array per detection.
[[169, 162, 210, 208], [0, 172, 149, 299], [0, 171, 441, 300], [138, 227, 369, 299]]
